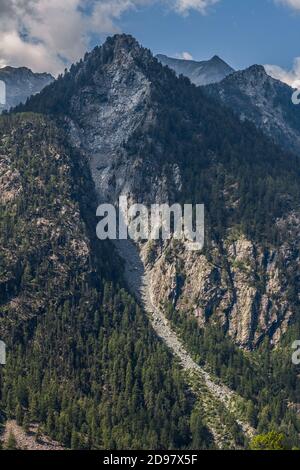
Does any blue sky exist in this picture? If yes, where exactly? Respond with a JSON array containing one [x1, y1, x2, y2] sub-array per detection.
[[0, 0, 299, 85], [117, 0, 300, 71]]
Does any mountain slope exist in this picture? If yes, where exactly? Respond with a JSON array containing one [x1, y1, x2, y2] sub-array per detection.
[[205, 65, 300, 155], [0, 67, 54, 113], [0, 113, 213, 450], [14, 34, 300, 446], [156, 54, 234, 86], [17, 34, 300, 349]]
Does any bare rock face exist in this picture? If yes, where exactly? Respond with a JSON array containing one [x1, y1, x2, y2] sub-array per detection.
[[69, 55, 151, 197], [65, 37, 175, 205], [144, 229, 298, 349]]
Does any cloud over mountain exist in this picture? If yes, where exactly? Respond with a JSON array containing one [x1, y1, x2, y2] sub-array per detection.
[[265, 57, 300, 88], [0, 0, 219, 75]]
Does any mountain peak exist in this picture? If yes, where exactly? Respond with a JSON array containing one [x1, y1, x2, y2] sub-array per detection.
[[156, 53, 234, 86], [213, 64, 271, 89], [0, 65, 53, 80], [245, 64, 267, 75], [210, 55, 224, 63], [98, 34, 149, 61], [206, 61, 300, 154], [104, 33, 141, 51], [1, 65, 31, 73], [75, 33, 154, 76]]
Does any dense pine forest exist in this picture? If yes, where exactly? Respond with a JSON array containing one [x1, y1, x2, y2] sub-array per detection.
[[165, 304, 300, 448], [0, 113, 212, 449]]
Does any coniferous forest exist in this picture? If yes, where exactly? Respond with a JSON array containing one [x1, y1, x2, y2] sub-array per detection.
[[0, 114, 212, 449], [0, 34, 299, 451]]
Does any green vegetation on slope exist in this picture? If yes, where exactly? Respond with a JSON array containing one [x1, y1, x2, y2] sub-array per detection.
[[0, 113, 212, 449], [12, 35, 300, 447], [165, 303, 300, 448]]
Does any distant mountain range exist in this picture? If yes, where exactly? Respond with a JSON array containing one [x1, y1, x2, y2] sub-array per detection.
[[0, 66, 54, 113], [3, 55, 299, 158], [156, 54, 234, 86], [156, 54, 300, 156], [206, 64, 300, 155]]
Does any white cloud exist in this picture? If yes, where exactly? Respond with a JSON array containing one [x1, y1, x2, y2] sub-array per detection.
[[275, 0, 300, 10], [265, 58, 300, 88], [175, 0, 220, 15], [176, 51, 194, 60], [0, 30, 63, 74], [0, 1, 151, 75], [0, 0, 221, 75], [1, 0, 300, 76]]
